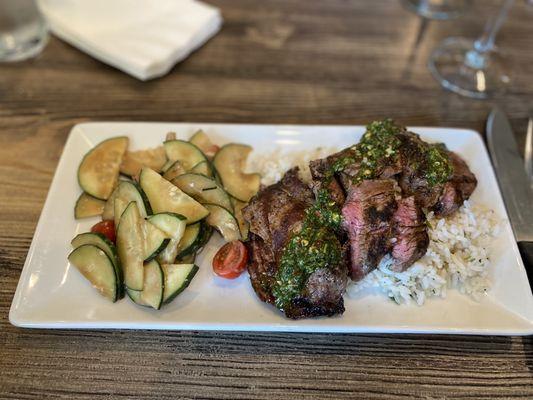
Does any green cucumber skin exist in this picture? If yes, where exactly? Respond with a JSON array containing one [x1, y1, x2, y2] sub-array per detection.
[[148, 212, 187, 225], [70, 232, 124, 299], [163, 265, 199, 305], [126, 287, 149, 307], [177, 223, 212, 260], [68, 244, 119, 303], [190, 160, 214, 177], [144, 260, 165, 310], [144, 238, 171, 263], [123, 181, 153, 216], [164, 140, 207, 168], [132, 181, 153, 215]]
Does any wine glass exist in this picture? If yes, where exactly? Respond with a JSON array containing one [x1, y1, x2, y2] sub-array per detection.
[[428, 0, 514, 99], [402, 0, 471, 19]]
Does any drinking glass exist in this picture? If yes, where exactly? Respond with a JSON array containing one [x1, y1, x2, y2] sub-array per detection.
[[402, 0, 471, 19], [428, 0, 514, 99], [0, 0, 48, 62]]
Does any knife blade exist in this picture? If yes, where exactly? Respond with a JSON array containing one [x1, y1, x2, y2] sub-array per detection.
[[487, 107, 533, 280]]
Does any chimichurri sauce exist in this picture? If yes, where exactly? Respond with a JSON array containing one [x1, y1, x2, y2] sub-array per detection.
[[273, 187, 343, 309], [273, 119, 452, 309]]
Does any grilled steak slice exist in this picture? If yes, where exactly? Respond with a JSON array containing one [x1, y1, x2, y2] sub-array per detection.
[[244, 168, 347, 319], [432, 152, 477, 216], [309, 157, 345, 206], [342, 179, 398, 281], [391, 196, 429, 271], [243, 167, 313, 248]]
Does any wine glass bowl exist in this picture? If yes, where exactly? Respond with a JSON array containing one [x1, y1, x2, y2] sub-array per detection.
[[428, 0, 514, 99], [428, 37, 510, 99]]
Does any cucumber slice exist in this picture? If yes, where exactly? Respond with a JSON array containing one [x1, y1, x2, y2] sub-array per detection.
[[164, 140, 208, 171], [70, 232, 124, 298], [68, 244, 119, 302], [162, 160, 186, 181], [113, 196, 129, 229], [78, 137, 129, 200], [176, 222, 201, 258], [139, 167, 208, 224], [231, 197, 250, 240], [176, 222, 213, 259], [189, 130, 217, 158], [112, 181, 151, 227], [116, 202, 144, 290], [140, 259, 164, 309], [204, 204, 241, 242], [148, 213, 187, 264], [119, 146, 167, 177], [190, 160, 213, 177], [172, 173, 233, 212], [74, 192, 105, 219], [160, 159, 175, 173], [212, 143, 260, 202], [161, 264, 199, 304], [148, 213, 187, 236], [143, 221, 170, 262], [102, 185, 119, 220], [176, 253, 196, 264], [126, 287, 147, 307]]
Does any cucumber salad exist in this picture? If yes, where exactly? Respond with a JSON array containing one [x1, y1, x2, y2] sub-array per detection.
[[69, 130, 260, 309]]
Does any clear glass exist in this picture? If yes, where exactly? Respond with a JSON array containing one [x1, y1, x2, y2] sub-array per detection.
[[401, 0, 471, 19], [0, 0, 48, 62], [428, 0, 514, 99]]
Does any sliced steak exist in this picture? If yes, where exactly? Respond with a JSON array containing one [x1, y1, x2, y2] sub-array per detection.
[[342, 179, 398, 281], [391, 196, 429, 271], [244, 168, 348, 319], [432, 151, 477, 216], [309, 157, 345, 206], [243, 167, 312, 248]]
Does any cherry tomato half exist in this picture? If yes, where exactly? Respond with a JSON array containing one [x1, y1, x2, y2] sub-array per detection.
[[212, 241, 248, 279], [91, 220, 116, 243]]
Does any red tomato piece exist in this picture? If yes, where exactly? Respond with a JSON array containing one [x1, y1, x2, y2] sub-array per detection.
[[212, 241, 248, 279], [91, 220, 116, 243]]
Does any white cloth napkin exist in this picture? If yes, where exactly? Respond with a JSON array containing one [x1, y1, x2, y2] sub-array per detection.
[[38, 0, 222, 80]]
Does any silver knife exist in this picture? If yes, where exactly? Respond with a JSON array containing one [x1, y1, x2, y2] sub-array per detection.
[[487, 108, 533, 282]]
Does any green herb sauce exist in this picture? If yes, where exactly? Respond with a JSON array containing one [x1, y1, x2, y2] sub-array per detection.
[[273, 189, 342, 309]]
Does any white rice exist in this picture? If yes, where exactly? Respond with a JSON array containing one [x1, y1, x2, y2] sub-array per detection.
[[247, 146, 339, 186], [248, 148, 500, 305]]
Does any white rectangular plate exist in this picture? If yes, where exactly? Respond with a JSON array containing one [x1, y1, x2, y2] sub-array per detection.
[[10, 122, 533, 334]]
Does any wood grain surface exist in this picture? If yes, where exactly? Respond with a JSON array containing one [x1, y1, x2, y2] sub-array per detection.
[[1, 0, 533, 398]]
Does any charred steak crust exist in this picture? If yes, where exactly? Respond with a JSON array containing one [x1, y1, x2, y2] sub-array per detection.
[[243, 168, 348, 319]]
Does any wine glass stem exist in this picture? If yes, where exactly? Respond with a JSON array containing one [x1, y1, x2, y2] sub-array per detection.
[[466, 0, 514, 69]]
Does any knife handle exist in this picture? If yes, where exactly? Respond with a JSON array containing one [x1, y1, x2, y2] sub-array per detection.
[[518, 241, 533, 290]]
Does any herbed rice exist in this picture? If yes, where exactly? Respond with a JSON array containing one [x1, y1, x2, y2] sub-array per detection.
[[248, 148, 500, 305]]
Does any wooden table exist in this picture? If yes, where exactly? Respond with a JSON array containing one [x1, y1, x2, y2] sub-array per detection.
[[1, 1, 532, 398]]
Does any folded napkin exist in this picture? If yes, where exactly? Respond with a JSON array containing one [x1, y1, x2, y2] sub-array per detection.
[[38, 0, 222, 80]]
